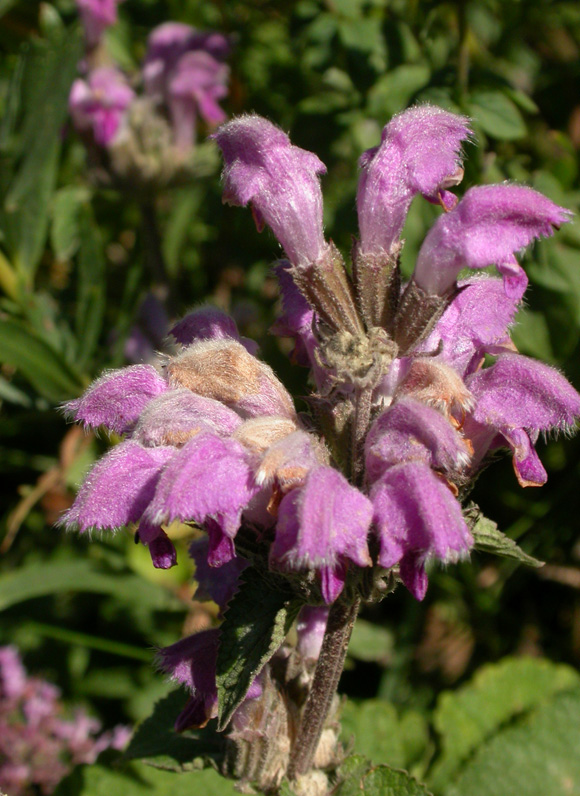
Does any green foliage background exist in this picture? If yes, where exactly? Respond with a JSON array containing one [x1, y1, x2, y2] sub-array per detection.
[[1, 1, 580, 794]]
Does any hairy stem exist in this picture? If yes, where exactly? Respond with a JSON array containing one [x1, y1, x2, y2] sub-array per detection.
[[351, 388, 373, 485], [287, 597, 360, 780]]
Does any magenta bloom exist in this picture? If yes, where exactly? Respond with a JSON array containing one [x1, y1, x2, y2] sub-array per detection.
[[0, 645, 128, 796], [76, 0, 121, 47], [144, 22, 231, 149], [69, 67, 134, 147]]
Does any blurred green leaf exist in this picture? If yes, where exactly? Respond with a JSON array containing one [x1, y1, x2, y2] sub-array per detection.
[[51, 187, 90, 263], [75, 205, 106, 369], [447, 688, 580, 796], [348, 618, 393, 663], [367, 65, 431, 118], [0, 318, 84, 402], [341, 700, 406, 767], [2, 26, 82, 281], [467, 91, 527, 140], [216, 568, 301, 730], [429, 657, 580, 789], [0, 559, 184, 612]]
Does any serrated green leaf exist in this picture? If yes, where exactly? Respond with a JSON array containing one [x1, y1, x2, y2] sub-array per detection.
[[75, 206, 106, 369], [362, 766, 433, 795], [125, 689, 223, 772], [0, 559, 184, 613], [470, 513, 544, 568], [429, 657, 580, 789], [447, 687, 580, 796], [216, 568, 301, 729], [336, 755, 433, 796], [0, 318, 85, 402], [467, 90, 527, 140]]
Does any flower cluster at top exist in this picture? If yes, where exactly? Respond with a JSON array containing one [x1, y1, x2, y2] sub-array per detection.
[[62, 105, 580, 755], [0, 645, 129, 796], [68, 1, 230, 183]]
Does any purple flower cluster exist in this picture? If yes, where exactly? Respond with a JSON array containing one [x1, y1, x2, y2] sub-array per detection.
[[70, 5, 230, 154], [0, 646, 129, 795], [62, 105, 580, 737]]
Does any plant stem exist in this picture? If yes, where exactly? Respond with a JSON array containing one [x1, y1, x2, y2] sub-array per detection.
[[457, 0, 470, 98], [140, 200, 177, 317], [351, 387, 372, 485], [287, 597, 360, 780]]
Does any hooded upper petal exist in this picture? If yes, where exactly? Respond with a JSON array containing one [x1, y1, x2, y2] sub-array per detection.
[[357, 105, 471, 255], [64, 364, 167, 435], [62, 441, 174, 532], [145, 432, 258, 536], [213, 115, 327, 267], [414, 184, 571, 298], [469, 353, 580, 433]]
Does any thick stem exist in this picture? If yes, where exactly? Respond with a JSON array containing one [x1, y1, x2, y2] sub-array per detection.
[[351, 387, 373, 485], [287, 597, 360, 781]]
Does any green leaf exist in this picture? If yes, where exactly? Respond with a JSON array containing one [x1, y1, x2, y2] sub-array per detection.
[[0, 559, 184, 613], [51, 187, 90, 262], [340, 700, 406, 768], [469, 512, 544, 568], [3, 26, 83, 280], [367, 65, 431, 118], [216, 568, 301, 729], [126, 689, 223, 772], [467, 90, 527, 141], [55, 760, 237, 796], [429, 657, 580, 789], [341, 700, 430, 772], [447, 687, 580, 796], [75, 205, 106, 369], [0, 318, 85, 402], [336, 755, 433, 796]]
